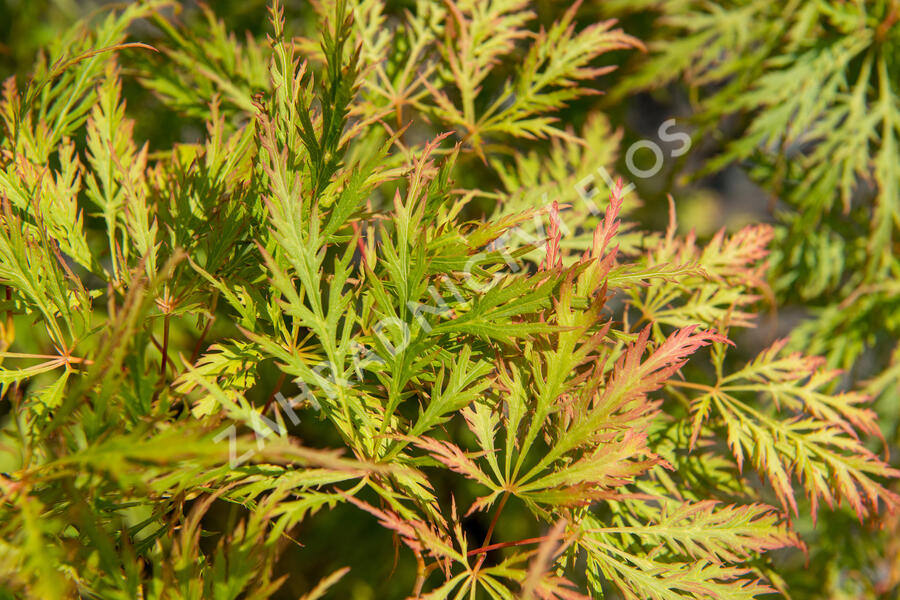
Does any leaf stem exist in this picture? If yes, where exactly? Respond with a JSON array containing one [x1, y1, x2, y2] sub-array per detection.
[[473, 491, 509, 570], [468, 535, 551, 557], [160, 314, 170, 379]]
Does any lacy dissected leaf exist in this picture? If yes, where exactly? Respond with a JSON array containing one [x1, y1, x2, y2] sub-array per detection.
[[425, 0, 641, 151], [686, 341, 900, 519]]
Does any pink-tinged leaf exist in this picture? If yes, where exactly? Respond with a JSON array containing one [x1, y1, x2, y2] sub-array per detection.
[[340, 492, 462, 566], [540, 200, 562, 271], [577, 178, 624, 295], [412, 436, 497, 490], [694, 343, 900, 520], [518, 431, 659, 505], [602, 325, 728, 408], [726, 339, 882, 442]]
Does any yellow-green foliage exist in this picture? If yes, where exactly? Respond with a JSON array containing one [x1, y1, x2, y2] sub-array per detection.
[[0, 1, 896, 598]]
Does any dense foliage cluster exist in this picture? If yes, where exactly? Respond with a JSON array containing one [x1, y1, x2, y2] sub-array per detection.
[[0, 1, 897, 598]]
